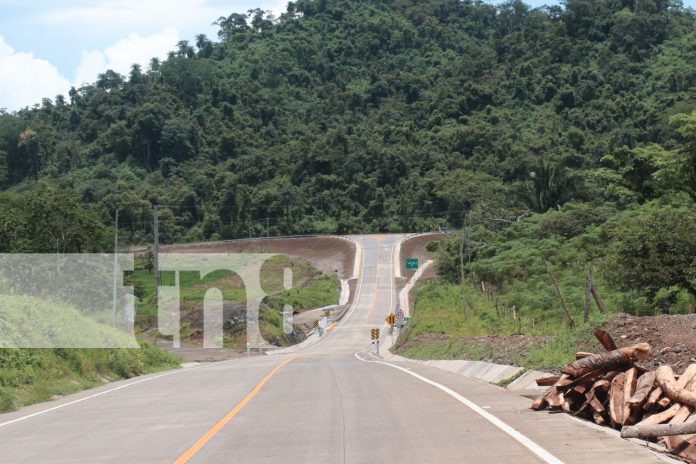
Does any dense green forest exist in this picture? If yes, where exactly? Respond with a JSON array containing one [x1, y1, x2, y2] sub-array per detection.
[[1, 0, 696, 317]]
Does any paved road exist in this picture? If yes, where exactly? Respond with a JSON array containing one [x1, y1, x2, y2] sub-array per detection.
[[0, 235, 671, 463]]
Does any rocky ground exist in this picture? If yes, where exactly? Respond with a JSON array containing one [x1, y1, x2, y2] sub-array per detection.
[[607, 313, 696, 370]]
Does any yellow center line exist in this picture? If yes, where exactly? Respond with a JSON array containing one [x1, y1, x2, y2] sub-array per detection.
[[173, 357, 296, 464]]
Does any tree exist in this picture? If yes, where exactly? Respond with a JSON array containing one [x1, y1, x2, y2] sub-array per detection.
[[214, 13, 250, 40], [195, 34, 213, 58], [523, 163, 576, 213], [144, 247, 155, 274], [23, 188, 106, 253], [650, 111, 696, 201], [610, 207, 696, 302]]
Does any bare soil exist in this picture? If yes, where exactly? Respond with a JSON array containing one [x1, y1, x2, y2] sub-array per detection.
[[606, 313, 696, 370], [399, 232, 446, 279], [136, 236, 356, 279]]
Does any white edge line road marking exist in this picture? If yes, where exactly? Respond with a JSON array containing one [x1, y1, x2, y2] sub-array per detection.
[[354, 351, 565, 464], [0, 362, 219, 429]]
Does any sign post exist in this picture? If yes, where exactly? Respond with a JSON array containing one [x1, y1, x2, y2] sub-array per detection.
[[371, 328, 380, 355]]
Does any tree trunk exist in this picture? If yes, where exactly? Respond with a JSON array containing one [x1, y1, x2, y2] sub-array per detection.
[[562, 343, 652, 378], [656, 365, 696, 408], [621, 420, 696, 439]]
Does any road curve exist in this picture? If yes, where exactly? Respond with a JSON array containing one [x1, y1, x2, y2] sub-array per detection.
[[0, 235, 670, 463]]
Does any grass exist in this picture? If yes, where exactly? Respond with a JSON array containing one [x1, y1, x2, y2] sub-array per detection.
[[130, 254, 340, 348], [0, 344, 179, 413], [396, 280, 611, 371], [0, 294, 137, 348], [496, 369, 527, 387]]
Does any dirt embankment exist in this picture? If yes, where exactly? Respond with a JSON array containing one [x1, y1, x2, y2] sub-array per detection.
[[606, 313, 696, 370], [150, 236, 356, 279], [399, 232, 446, 280]]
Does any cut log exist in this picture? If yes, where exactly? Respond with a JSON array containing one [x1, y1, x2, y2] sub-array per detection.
[[531, 387, 553, 410], [677, 364, 696, 389], [563, 343, 652, 378], [593, 328, 617, 351], [621, 420, 696, 439], [609, 372, 627, 427], [644, 387, 663, 411], [536, 375, 561, 387], [657, 396, 672, 409], [670, 406, 694, 426], [656, 365, 696, 408], [622, 367, 638, 424], [593, 411, 606, 425], [589, 394, 606, 414], [666, 414, 696, 454], [628, 371, 656, 410], [635, 403, 681, 426], [547, 389, 564, 409], [559, 369, 605, 391]]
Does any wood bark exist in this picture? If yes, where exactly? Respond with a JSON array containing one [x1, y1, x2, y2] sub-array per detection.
[[536, 376, 561, 387], [621, 420, 696, 439], [628, 371, 656, 410], [609, 372, 626, 427], [622, 367, 638, 424], [635, 403, 681, 426], [656, 366, 696, 408], [644, 387, 663, 411], [593, 329, 617, 351], [562, 343, 651, 378]]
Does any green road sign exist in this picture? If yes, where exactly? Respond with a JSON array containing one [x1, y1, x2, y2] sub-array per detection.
[[406, 258, 419, 270]]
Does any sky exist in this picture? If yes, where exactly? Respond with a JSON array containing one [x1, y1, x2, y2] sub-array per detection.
[[0, 0, 287, 111], [0, 0, 694, 112]]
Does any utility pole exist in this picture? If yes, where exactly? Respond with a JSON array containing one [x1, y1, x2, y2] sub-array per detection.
[[112, 209, 119, 325], [459, 216, 470, 317], [153, 205, 160, 305], [266, 217, 270, 239]]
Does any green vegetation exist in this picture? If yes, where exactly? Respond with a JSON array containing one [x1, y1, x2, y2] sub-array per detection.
[[0, 294, 137, 348], [4, 0, 696, 243], [128, 253, 339, 347], [0, 345, 179, 413], [2, 0, 696, 384]]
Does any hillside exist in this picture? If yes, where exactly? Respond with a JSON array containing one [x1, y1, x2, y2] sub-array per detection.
[[2, 0, 696, 246], [1, 0, 696, 353]]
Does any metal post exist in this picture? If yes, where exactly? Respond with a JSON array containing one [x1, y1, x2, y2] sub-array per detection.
[[153, 205, 160, 305], [112, 209, 119, 324]]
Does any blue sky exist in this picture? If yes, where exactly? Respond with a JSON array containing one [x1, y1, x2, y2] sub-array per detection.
[[0, 0, 694, 111]]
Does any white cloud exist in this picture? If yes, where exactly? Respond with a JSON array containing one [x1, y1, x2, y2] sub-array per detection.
[[0, 35, 71, 111], [73, 28, 179, 86]]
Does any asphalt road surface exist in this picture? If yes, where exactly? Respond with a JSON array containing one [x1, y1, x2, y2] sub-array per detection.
[[0, 235, 672, 463]]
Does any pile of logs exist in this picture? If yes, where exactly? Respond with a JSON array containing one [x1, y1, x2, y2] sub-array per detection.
[[532, 330, 696, 461]]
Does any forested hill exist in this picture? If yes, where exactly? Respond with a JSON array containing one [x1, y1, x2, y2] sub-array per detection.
[[2, 0, 696, 247]]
